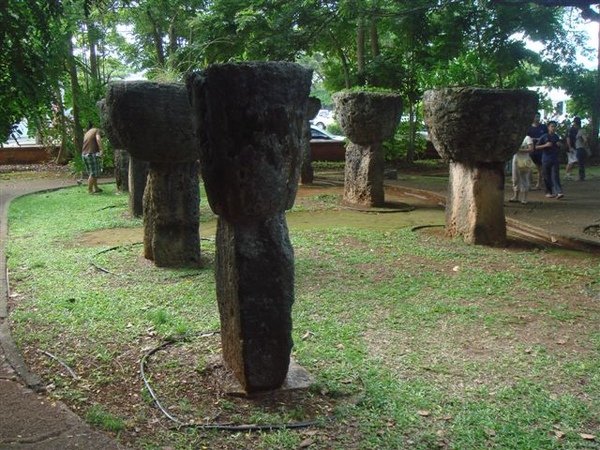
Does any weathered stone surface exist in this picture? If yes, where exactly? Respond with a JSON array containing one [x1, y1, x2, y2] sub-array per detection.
[[344, 142, 385, 206], [105, 80, 201, 267], [423, 88, 538, 246], [333, 91, 402, 145], [143, 162, 200, 267], [446, 162, 507, 246], [97, 99, 123, 149], [333, 91, 402, 207], [188, 62, 312, 222], [114, 149, 130, 192], [423, 88, 538, 163], [215, 215, 294, 390], [188, 61, 311, 392], [106, 81, 197, 163], [128, 156, 149, 218], [301, 96, 321, 184]]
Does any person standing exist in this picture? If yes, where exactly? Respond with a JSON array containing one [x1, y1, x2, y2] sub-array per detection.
[[565, 116, 580, 180], [82, 124, 104, 194], [527, 112, 548, 190], [574, 117, 589, 181], [537, 120, 563, 199], [509, 135, 535, 204]]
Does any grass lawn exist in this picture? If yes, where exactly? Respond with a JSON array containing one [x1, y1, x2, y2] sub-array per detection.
[[5, 177, 600, 449]]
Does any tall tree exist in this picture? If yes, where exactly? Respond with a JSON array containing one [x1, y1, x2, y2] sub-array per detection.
[[0, 0, 64, 142], [493, 0, 600, 155]]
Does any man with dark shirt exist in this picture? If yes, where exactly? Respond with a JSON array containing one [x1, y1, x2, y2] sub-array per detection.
[[527, 112, 548, 190], [537, 120, 563, 199]]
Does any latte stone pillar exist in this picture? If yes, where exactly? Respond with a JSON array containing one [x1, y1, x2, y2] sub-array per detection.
[[300, 96, 322, 184], [333, 91, 403, 207], [106, 80, 201, 267], [113, 149, 130, 193], [187, 62, 312, 393], [423, 87, 538, 247], [98, 99, 129, 193], [128, 157, 149, 218]]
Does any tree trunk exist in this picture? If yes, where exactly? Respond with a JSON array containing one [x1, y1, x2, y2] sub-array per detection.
[[168, 22, 178, 58], [54, 86, 70, 164], [370, 19, 380, 57], [147, 10, 165, 67], [67, 36, 84, 155], [87, 21, 99, 84], [357, 17, 366, 86], [329, 31, 351, 88], [406, 101, 416, 163]]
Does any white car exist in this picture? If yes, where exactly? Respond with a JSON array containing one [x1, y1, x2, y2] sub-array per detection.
[[310, 109, 336, 130], [310, 125, 344, 141]]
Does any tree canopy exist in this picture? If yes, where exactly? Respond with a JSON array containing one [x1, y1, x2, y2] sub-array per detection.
[[2, 0, 598, 158]]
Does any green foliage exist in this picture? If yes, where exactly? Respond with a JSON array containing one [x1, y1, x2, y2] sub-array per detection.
[[0, 1, 64, 141], [383, 121, 427, 162]]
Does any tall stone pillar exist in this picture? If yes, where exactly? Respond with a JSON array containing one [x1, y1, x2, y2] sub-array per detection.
[[114, 149, 130, 193], [423, 87, 537, 246], [333, 91, 402, 207], [106, 81, 201, 267], [187, 62, 311, 393], [98, 99, 129, 193], [300, 97, 322, 185], [128, 157, 149, 218]]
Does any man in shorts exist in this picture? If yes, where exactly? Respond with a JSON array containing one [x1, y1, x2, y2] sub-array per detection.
[[82, 124, 104, 194]]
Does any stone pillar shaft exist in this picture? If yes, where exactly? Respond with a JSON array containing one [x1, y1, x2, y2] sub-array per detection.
[[114, 149, 129, 192], [446, 162, 506, 246], [143, 162, 200, 267], [128, 156, 148, 218], [216, 214, 294, 389], [343, 142, 385, 206]]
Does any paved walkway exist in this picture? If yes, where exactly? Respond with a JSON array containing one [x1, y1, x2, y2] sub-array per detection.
[[0, 171, 598, 449], [0, 177, 122, 449]]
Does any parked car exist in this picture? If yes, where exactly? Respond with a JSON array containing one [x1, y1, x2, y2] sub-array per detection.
[[310, 125, 344, 141], [310, 125, 346, 161], [310, 109, 336, 130]]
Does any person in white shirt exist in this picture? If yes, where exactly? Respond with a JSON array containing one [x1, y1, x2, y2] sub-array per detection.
[[509, 135, 535, 204]]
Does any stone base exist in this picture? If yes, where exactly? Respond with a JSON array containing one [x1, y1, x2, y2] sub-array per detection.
[[446, 161, 507, 246], [209, 355, 314, 397]]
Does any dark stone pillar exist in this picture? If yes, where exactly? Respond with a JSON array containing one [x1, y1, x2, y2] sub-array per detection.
[[128, 156, 149, 218], [187, 61, 312, 393], [98, 99, 129, 193], [114, 149, 130, 192], [143, 161, 200, 267], [423, 87, 538, 246], [333, 91, 402, 207], [106, 81, 200, 266], [301, 97, 321, 185]]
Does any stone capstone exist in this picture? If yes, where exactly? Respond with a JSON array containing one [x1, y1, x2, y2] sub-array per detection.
[[333, 91, 403, 145], [106, 81, 197, 163], [188, 62, 312, 222], [423, 88, 538, 163]]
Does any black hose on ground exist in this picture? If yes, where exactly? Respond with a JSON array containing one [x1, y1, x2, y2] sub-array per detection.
[[140, 332, 327, 432]]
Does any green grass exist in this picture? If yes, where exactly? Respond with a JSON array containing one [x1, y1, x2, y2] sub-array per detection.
[[6, 182, 600, 449], [86, 404, 126, 432]]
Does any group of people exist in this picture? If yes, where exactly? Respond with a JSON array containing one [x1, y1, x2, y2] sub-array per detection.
[[510, 112, 589, 204]]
